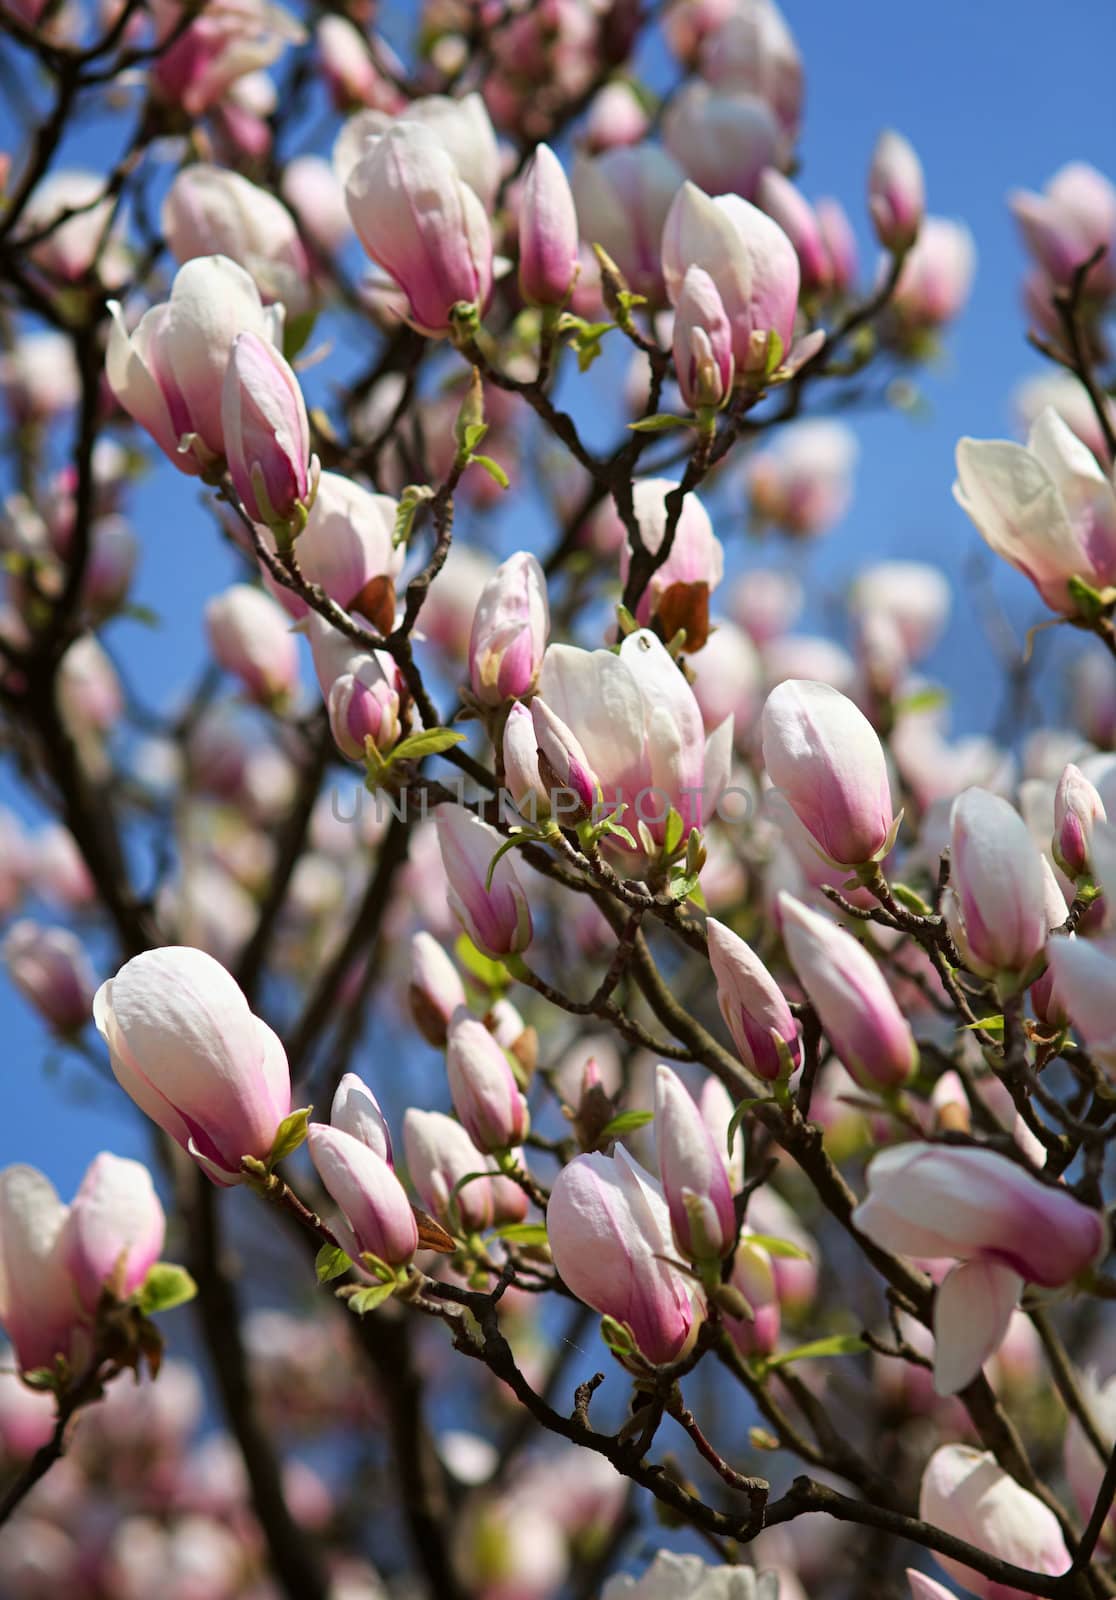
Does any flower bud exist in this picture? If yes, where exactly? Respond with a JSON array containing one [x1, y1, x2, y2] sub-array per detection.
[[0, 1165, 79, 1374], [662, 180, 800, 376], [345, 123, 494, 337], [436, 806, 533, 958], [654, 1065, 736, 1264], [1045, 935, 1116, 1072], [946, 788, 1048, 987], [919, 1445, 1071, 1597], [584, 81, 649, 152], [445, 1013, 529, 1154], [502, 700, 547, 821], [1009, 162, 1116, 293], [706, 916, 800, 1080], [817, 197, 858, 293], [62, 1153, 165, 1313], [868, 130, 925, 253], [756, 167, 831, 292], [672, 266, 735, 410], [205, 583, 299, 706], [890, 216, 975, 333], [221, 332, 318, 536], [3, 920, 95, 1035], [409, 932, 467, 1048], [468, 551, 550, 707], [547, 1147, 697, 1366], [779, 893, 917, 1090], [1054, 762, 1106, 879], [263, 472, 402, 628], [326, 652, 404, 760], [762, 678, 895, 868], [616, 479, 724, 649], [724, 1236, 779, 1358], [94, 947, 292, 1187], [518, 143, 579, 308], [162, 164, 313, 316], [402, 1108, 494, 1233], [531, 698, 598, 822], [330, 1072, 393, 1166], [571, 146, 685, 305], [307, 1125, 417, 1267]]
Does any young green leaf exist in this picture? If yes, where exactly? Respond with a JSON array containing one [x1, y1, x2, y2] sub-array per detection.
[[315, 1244, 353, 1284], [136, 1262, 198, 1316]]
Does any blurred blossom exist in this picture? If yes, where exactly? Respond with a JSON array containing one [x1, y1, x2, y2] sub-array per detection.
[[163, 165, 313, 316], [571, 146, 686, 305], [0, 331, 80, 422], [889, 216, 976, 335], [663, 84, 780, 201], [1009, 161, 1116, 295], [745, 419, 858, 538], [583, 80, 650, 151]]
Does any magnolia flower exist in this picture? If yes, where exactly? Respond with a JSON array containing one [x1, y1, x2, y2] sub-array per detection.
[[655, 1064, 736, 1263], [468, 551, 550, 707], [919, 1445, 1071, 1597], [603, 1551, 780, 1599], [106, 255, 281, 477], [162, 164, 313, 315], [548, 1147, 698, 1366], [854, 1143, 1106, 1393], [94, 947, 293, 1186], [954, 407, 1116, 615]]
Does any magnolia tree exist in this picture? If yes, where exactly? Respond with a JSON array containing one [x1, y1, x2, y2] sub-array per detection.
[[1, 1, 1116, 1598]]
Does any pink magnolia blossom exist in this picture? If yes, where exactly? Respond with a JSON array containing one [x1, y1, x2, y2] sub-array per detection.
[[222, 332, 318, 532], [919, 1445, 1071, 1598], [518, 143, 580, 308], [945, 788, 1048, 987], [654, 1065, 736, 1263], [162, 165, 312, 315], [547, 1147, 698, 1366], [672, 265, 735, 410], [762, 678, 895, 868], [663, 181, 800, 376], [330, 1072, 393, 1166], [855, 1144, 1106, 1392], [402, 1108, 494, 1234], [0, 1165, 80, 1373], [307, 1125, 417, 1267], [205, 583, 300, 706], [3, 920, 95, 1035], [61, 1153, 164, 1313], [468, 551, 550, 707], [435, 805, 533, 958], [954, 407, 1116, 616], [780, 893, 918, 1090], [868, 130, 925, 253], [409, 933, 467, 1048], [707, 916, 800, 1081], [445, 1013, 529, 1154], [106, 255, 281, 477], [663, 84, 779, 202], [345, 123, 494, 338], [570, 146, 686, 305], [94, 946, 293, 1186], [1009, 162, 1116, 294]]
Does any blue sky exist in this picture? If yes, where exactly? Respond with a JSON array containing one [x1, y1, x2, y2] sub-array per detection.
[[2, 0, 1115, 1205]]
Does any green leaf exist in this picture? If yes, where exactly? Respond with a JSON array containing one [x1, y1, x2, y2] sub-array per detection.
[[391, 727, 466, 762], [668, 871, 701, 902], [136, 1262, 198, 1316], [599, 1315, 635, 1356], [895, 686, 948, 717], [1069, 574, 1107, 622], [763, 1334, 867, 1369], [891, 882, 933, 915], [267, 1105, 312, 1169], [347, 1282, 396, 1316], [663, 807, 685, 857], [763, 329, 785, 377], [121, 602, 161, 628], [727, 1096, 774, 1158], [745, 1234, 810, 1261], [627, 413, 694, 433], [492, 1222, 550, 1247], [462, 421, 489, 453], [283, 309, 317, 361], [20, 1365, 62, 1393], [455, 934, 508, 992], [600, 1109, 654, 1140], [962, 1014, 1004, 1035], [470, 454, 510, 490], [393, 485, 435, 548], [315, 1244, 353, 1284]]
